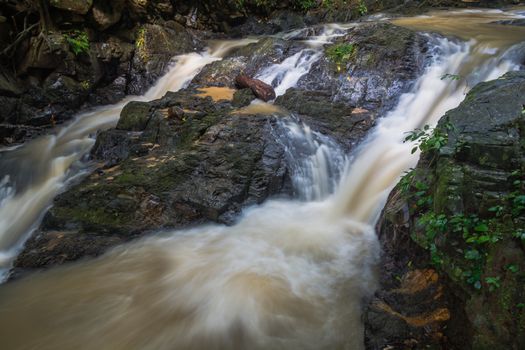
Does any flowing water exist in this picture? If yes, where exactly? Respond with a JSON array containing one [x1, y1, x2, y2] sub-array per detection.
[[0, 7, 524, 350]]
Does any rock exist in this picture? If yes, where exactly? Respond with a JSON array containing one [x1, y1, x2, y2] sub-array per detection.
[[368, 71, 525, 349], [128, 23, 203, 95], [49, 0, 93, 15], [493, 18, 525, 26], [116, 101, 154, 131], [275, 89, 374, 151], [298, 22, 427, 111], [192, 37, 299, 88], [91, 0, 126, 30], [232, 88, 255, 107], [12, 88, 291, 271], [17, 33, 70, 74], [235, 74, 276, 101], [0, 67, 22, 97]]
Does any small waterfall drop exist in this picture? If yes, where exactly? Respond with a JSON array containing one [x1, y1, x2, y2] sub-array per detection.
[[274, 118, 346, 201]]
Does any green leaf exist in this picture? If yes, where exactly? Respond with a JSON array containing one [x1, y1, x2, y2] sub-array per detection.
[[465, 249, 481, 260], [474, 223, 489, 232]]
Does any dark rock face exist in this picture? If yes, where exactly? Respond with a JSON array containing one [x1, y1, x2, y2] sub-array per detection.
[[0, 21, 202, 145], [366, 71, 525, 349]]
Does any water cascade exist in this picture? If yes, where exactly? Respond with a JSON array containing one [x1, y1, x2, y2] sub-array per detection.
[[0, 8, 524, 350]]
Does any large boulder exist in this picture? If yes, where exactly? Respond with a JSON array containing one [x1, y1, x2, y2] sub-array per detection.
[[49, 0, 93, 15], [12, 88, 291, 273], [366, 71, 525, 348], [91, 0, 126, 30]]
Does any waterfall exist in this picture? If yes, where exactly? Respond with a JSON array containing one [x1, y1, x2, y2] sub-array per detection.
[[0, 7, 524, 350]]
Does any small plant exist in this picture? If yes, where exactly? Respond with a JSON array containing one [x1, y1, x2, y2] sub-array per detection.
[[404, 122, 454, 154], [485, 276, 501, 292], [326, 43, 356, 71], [399, 168, 415, 194], [80, 80, 90, 90], [136, 27, 148, 61], [295, 0, 317, 10], [64, 30, 89, 56], [357, 0, 367, 16], [513, 229, 525, 241]]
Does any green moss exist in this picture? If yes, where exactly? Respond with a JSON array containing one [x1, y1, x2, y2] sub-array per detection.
[[325, 43, 357, 71], [135, 27, 148, 61]]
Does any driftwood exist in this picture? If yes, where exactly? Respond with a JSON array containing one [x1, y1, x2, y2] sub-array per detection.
[[235, 74, 276, 102]]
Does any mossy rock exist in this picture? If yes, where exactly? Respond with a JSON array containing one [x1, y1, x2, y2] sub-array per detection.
[[116, 101, 153, 131]]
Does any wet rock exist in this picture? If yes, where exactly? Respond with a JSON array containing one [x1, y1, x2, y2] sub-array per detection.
[[91, 0, 126, 30], [367, 71, 525, 349], [275, 89, 374, 151], [493, 18, 525, 26], [116, 101, 154, 131], [49, 0, 93, 15], [298, 22, 427, 111], [192, 37, 298, 89], [232, 88, 255, 107], [12, 88, 291, 271], [128, 23, 203, 95], [235, 74, 276, 101]]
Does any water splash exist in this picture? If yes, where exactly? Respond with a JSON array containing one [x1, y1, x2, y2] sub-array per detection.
[[274, 118, 346, 201], [257, 49, 322, 97]]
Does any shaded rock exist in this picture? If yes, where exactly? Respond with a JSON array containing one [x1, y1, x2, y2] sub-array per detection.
[[49, 0, 93, 15], [0, 68, 22, 97], [17, 33, 70, 74], [232, 88, 255, 107], [367, 71, 525, 349], [128, 23, 203, 95], [235, 74, 276, 101], [116, 101, 154, 131], [91, 0, 126, 30]]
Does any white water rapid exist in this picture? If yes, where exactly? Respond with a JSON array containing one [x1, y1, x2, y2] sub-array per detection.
[[0, 7, 524, 350]]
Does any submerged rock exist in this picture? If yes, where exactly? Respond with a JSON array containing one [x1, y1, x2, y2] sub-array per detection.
[[367, 71, 525, 349]]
